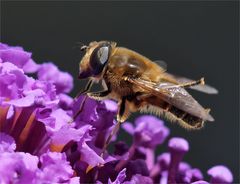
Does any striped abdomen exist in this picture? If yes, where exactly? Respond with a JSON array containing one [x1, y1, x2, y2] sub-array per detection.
[[138, 95, 204, 130]]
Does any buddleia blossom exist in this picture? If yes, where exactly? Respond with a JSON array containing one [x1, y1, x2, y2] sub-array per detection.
[[0, 43, 234, 183]]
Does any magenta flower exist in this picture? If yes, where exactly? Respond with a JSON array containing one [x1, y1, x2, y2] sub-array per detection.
[[37, 63, 73, 94], [0, 43, 234, 183], [0, 133, 16, 152], [0, 132, 79, 183], [123, 115, 169, 149], [0, 43, 39, 73], [208, 165, 233, 183], [108, 168, 126, 184]]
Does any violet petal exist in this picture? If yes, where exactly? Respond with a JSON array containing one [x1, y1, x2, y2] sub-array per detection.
[[0, 133, 16, 152], [207, 165, 233, 183], [38, 152, 74, 182], [108, 168, 126, 184], [124, 174, 153, 184], [168, 137, 189, 184]]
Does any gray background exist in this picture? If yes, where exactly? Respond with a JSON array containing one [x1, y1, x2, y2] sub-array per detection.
[[1, 1, 239, 182]]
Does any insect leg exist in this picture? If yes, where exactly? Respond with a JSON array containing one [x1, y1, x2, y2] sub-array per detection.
[[70, 82, 111, 123], [179, 77, 205, 88], [74, 79, 93, 100], [117, 97, 127, 122], [67, 95, 88, 124], [100, 97, 126, 157], [165, 78, 205, 89], [87, 89, 111, 100], [67, 80, 94, 124]]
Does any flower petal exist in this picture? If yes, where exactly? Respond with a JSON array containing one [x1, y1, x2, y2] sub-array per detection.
[[108, 168, 126, 184], [38, 63, 73, 94], [79, 142, 105, 168], [3, 94, 35, 107], [124, 174, 153, 184], [0, 152, 39, 183], [0, 47, 31, 68], [22, 59, 40, 73], [207, 165, 233, 183], [0, 133, 16, 152], [38, 152, 74, 182]]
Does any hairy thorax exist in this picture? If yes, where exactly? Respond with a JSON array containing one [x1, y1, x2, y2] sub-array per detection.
[[103, 70, 135, 99]]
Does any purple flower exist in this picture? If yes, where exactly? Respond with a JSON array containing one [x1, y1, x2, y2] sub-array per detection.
[[108, 168, 126, 184], [208, 165, 233, 183], [0, 43, 84, 183], [0, 132, 16, 152], [0, 145, 78, 183], [0, 42, 234, 184], [124, 174, 153, 184], [78, 141, 105, 168], [168, 137, 189, 183], [123, 115, 169, 148], [58, 93, 74, 110], [73, 96, 117, 131], [0, 151, 39, 184], [50, 124, 92, 152], [38, 62, 73, 94], [0, 43, 39, 73], [183, 168, 203, 183], [73, 96, 117, 149], [125, 159, 150, 180], [192, 181, 210, 184], [37, 151, 76, 182], [0, 62, 28, 100], [157, 152, 171, 171]]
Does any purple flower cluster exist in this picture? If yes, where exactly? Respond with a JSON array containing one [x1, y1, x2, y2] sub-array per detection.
[[0, 43, 233, 183]]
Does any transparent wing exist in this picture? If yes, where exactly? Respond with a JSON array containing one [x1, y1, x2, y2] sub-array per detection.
[[166, 73, 218, 94], [153, 60, 217, 94], [125, 77, 214, 121], [153, 60, 167, 71]]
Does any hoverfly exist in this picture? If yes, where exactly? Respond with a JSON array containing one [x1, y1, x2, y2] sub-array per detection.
[[76, 41, 217, 150]]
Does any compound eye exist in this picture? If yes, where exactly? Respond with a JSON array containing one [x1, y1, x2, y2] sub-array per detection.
[[90, 43, 111, 75]]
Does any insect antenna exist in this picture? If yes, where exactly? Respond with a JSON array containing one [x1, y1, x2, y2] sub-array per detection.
[[72, 41, 88, 51]]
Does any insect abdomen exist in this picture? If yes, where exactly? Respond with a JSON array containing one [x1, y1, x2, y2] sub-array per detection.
[[166, 104, 204, 129], [139, 96, 204, 130]]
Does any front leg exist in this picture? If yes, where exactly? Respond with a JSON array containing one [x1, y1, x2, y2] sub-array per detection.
[[75, 79, 93, 100], [87, 89, 111, 101]]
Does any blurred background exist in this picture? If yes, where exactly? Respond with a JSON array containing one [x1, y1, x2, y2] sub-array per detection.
[[1, 1, 239, 182]]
